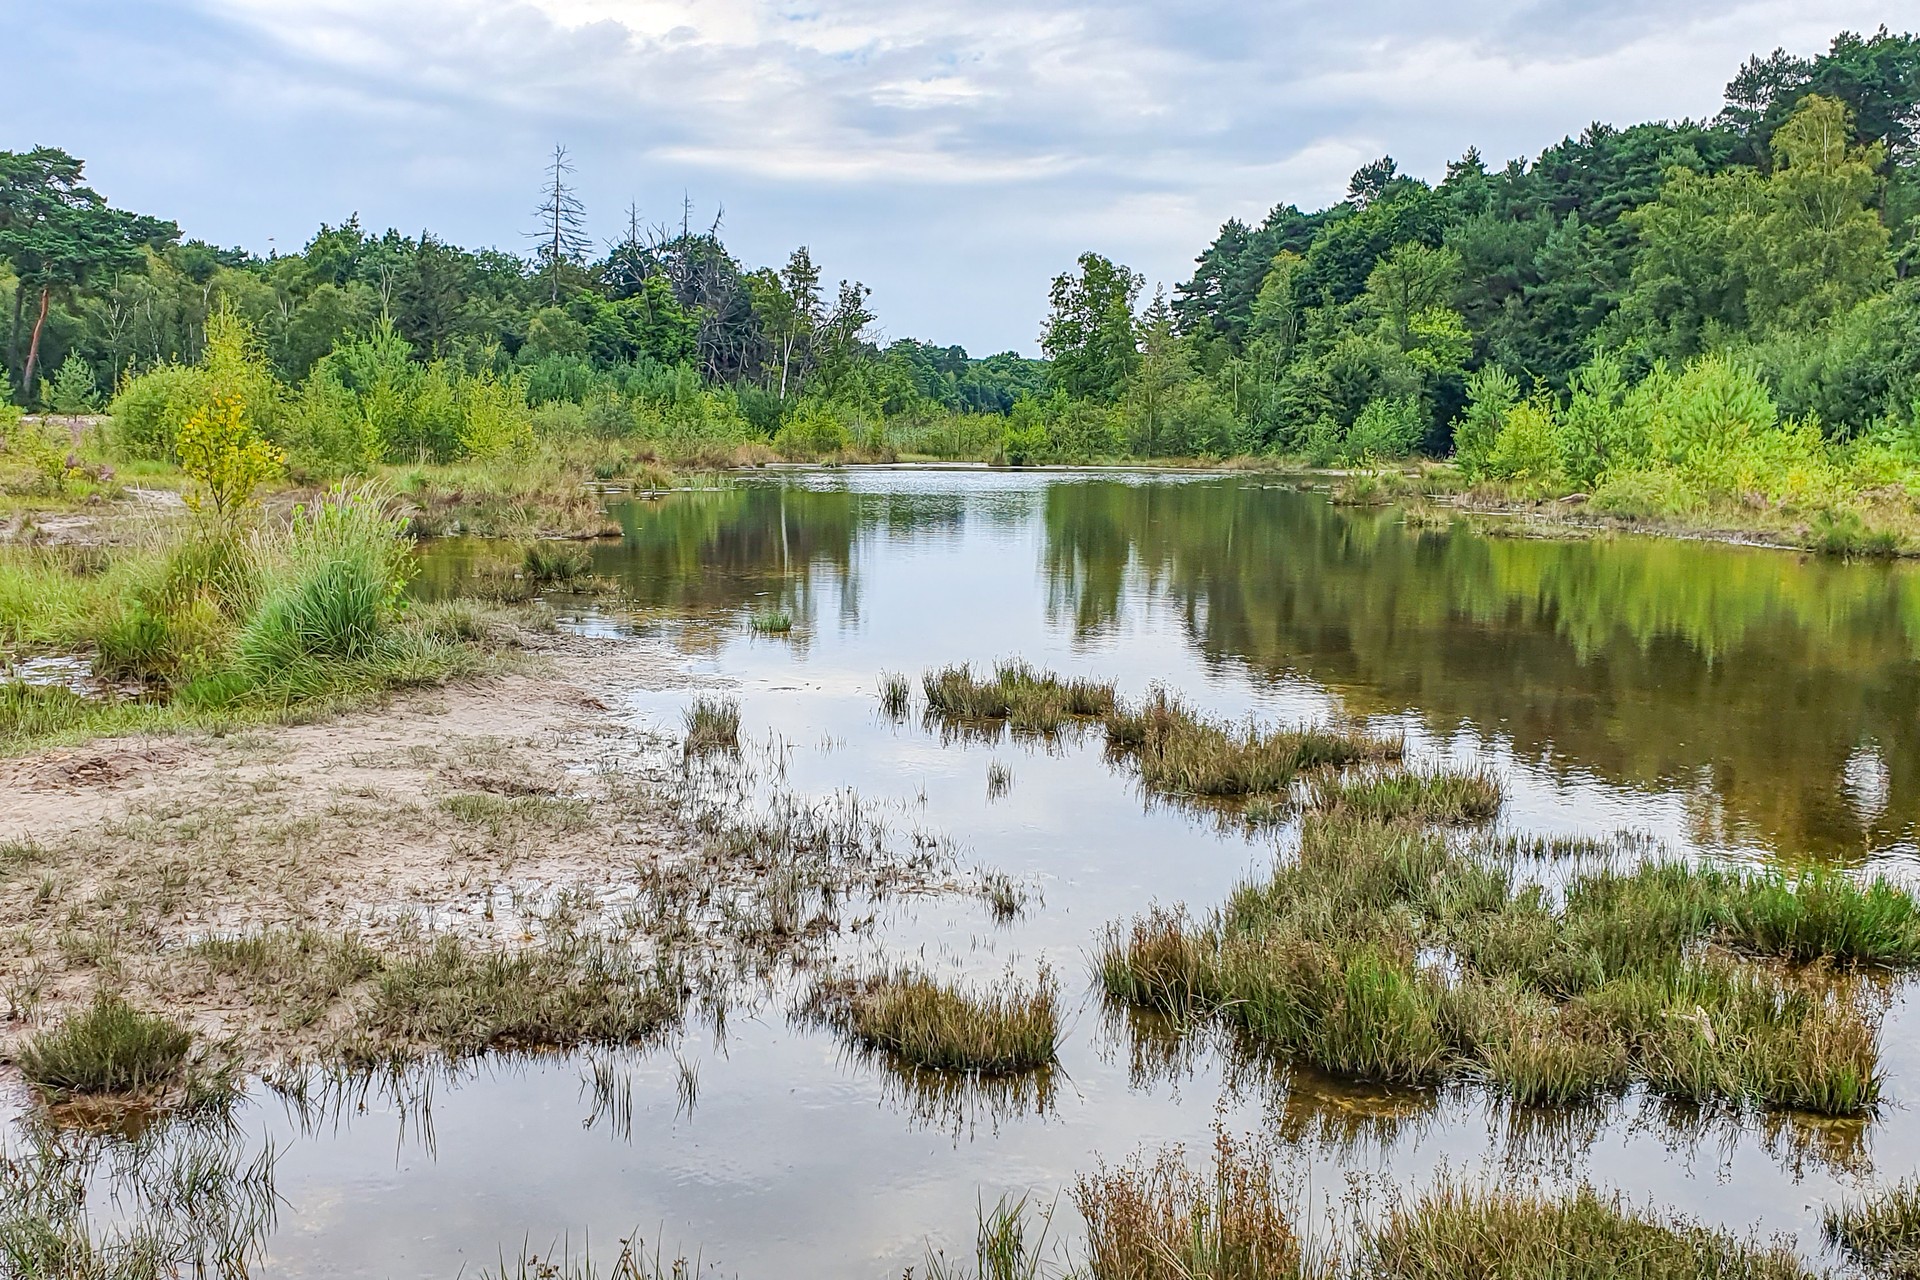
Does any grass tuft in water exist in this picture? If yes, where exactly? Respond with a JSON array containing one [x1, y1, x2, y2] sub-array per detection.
[[921, 661, 1116, 735], [1103, 688, 1402, 800], [749, 609, 793, 634], [522, 541, 594, 585], [811, 966, 1059, 1075], [1305, 766, 1504, 825], [1359, 1180, 1815, 1279], [682, 695, 741, 755], [878, 671, 912, 718], [1098, 816, 1917, 1115], [1824, 1178, 1920, 1278], [1075, 1129, 1315, 1280], [17, 993, 194, 1099]]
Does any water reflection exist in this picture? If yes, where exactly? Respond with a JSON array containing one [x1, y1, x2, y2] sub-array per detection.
[[496, 473, 1920, 859]]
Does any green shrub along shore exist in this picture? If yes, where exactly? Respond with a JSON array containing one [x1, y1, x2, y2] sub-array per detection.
[[8, 31, 1920, 550]]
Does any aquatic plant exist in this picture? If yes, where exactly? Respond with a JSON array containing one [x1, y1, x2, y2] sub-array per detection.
[[1824, 1178, 1920, 1278], [1304, 766, 1503, 825], [1075, 1130, 1314, 1280], [1103, 687, 1402, 799], [522, 540, 594, 584], [749, 609, 794, 634], [878, 671, 912, 718], [681, 695, 741, 754], [921, 660, 1116, 735], [1098, 818, 1917, 1115], [1357, 1180, 1814, 1279], [18, 993, 194, 1098], [811, 966, 1059, 1075]]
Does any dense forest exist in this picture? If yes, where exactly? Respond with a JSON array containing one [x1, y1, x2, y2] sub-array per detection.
[[3, 28, 1919, 521]]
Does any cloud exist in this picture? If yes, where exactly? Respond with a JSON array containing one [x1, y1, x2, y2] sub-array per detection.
[[2, 0, 1900, 352]]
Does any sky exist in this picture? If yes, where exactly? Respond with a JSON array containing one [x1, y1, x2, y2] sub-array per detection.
[[2, 0, 1900, 354]]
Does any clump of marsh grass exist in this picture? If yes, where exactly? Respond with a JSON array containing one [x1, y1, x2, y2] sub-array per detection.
[[878, 671, 912, 718], [922, 660, 1116, 736], [1102, 687, 1402, 800], [979, 870, 1030, 921], [986, 760, 1014, 800], [1824, 1178, 1920, 1278], [17, 993, 194, 1100], [1305, 766, 1504, 825], [922, 1194, 1063, 1280], [1357, 1180, 1814, 1279], [1097, 817, 1920, 1115], [1075, 1129, 1316, 1280], [681, 695, 740, 755], [809, 966, 1059, 1075], [749, 608, 793, 634], [521, 541, 594, 586], [1721, 866, 1920, 965]]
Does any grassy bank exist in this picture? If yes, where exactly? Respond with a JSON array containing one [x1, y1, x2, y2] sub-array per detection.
[[1098, 819, 1915, 1114], [0, 485, 534, 754]]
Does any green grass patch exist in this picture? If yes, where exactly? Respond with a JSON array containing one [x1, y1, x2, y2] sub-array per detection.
[[812, 966, 1059, 1075], [1103, 687, 1403, 799], [922, 660, 1117, 735], [682, 695, 741, 754], [1824, 1178, 1920, 1278], [1306, 766, 1504, 825], [17, 993, 194, 1099], [749, 609, 794, 634], [1097, 819, 1913, 1114]]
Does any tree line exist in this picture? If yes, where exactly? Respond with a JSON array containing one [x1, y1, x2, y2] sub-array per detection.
[[3, 29, 1918, 496]]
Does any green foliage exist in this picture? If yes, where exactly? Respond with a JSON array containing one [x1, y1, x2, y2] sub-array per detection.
[[236, 485, 414, 672], [18, 993, 193, 1097], [45, 353, 97, 414]]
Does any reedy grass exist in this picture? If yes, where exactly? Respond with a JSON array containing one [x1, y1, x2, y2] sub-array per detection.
[[1824, 1178, 1920, 1277], [1357, 1181, 1815, 1280], [1305, 767, 1504, 825], [522, 541, 594, 585], [878, 670, 912, 717], [812, 965, 1060, 1075], [749, 608, 793, 634], [17, 993, 194, 1099], [681, 695, 741, 754], [1098, 818, 1916, 1114], [1074, 1129, 1317, 1280], [922, 660, 1117, 735], [1103, 687, 1402, 800]]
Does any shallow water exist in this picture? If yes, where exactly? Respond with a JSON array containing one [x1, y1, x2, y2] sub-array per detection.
[[24, 469, 1920, 1275]]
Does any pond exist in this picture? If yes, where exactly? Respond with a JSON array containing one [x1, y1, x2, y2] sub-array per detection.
[[20, 468, 1920, 1276]]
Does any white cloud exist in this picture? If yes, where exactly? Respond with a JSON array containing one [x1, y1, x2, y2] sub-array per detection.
[[6, 0, 1904, 351]]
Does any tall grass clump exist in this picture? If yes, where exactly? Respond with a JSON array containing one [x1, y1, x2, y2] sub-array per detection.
[[1074, 1130, 1315, 1280], [814, 966, 1059, 1075], [749, 609, 793, 634], [1721, 867, 1920, 964], [522, 541, 594, 585], [1305, 767, 1503, 825], [1097, 817, 1919, 1115], [17, 993, 194, 1099], [878, 671, 912, 718], [1103, 688, 1402, 800], [1357, 1181, 1814, 1279], [921, 661, 1116, 735], [1824, 1178, 1920, 1278], [682, 695, 741, 754], [237, 484, 414, 673]]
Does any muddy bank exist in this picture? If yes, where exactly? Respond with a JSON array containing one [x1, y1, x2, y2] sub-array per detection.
[[0, 628, 719, 1066]]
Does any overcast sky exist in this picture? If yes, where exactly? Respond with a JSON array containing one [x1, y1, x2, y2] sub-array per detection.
[[4, 0, 1898, 354]]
